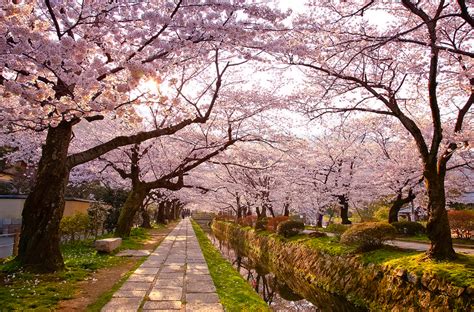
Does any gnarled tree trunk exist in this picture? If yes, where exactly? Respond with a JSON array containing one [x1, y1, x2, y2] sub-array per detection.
[[115, 187, 148, 237], [141, 206, 152, 228], [338, 195, 352, 224], [17, 121, 73, 272], [388, 189, 415, 223], [316, 213, 323, 227], [156, 202, 166, 224], [283, 202, 290, 217], [425, 173, 456, 259]]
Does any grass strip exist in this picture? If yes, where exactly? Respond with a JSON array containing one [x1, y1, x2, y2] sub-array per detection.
[[191, 220, 270, 312], [86, 256, 147, 312]]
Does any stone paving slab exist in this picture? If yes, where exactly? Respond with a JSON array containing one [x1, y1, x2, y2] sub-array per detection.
[[149, 288, 183, 301], [102, 297, 143, 312], [185, 303, 224, 312], [142, 300, 182, 310], [153, 278, 184, 288], [102, 219, 223, 312], [127, 274, 155, 282], [186, 280, 217, 293], [112, 290, 147, 298], [186, 293, 220, 304], [119, 281, 152, 291], [135, 267, 160, 275]]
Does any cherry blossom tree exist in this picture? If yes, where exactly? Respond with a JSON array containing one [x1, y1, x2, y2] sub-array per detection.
[[0, 1, 286, 271], [287, 0, 473, 259]]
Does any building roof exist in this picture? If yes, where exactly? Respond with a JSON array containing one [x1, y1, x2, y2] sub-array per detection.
[[0, 194, 96, 203]]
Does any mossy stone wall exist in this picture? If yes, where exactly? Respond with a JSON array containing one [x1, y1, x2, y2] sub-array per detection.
[[212, 221, 472, 311]]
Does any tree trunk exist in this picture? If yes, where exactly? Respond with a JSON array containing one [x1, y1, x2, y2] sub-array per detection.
[[316, 213, 323, 227], [141, 206, 152, 228], [236, 195, 242, 219], [425, 175, 456, 260], [388, 190, 415, 223], [338, 195, 352, 224], [283, 203, 290, 217], [17, 121, 73, 272], [115, 187, 148, 237], [156, 202, 166, 224]]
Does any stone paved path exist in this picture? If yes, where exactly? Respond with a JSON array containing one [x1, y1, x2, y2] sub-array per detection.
[[102, 219, 223, 312], [388, 240, 474, 255]]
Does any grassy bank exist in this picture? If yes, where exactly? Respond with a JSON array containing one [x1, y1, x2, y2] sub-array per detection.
[[0, 226, 161, 311], [191, 220, 270, 312], [219, 221, 474, 289]]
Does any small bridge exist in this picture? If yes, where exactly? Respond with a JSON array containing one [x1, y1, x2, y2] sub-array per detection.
[[191, 211, 215, 232]]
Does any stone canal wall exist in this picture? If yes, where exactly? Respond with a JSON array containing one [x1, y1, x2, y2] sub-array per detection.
[[212, 221, 472, 311]]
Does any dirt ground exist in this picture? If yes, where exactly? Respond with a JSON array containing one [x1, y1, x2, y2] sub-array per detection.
[[56, 224, 176, 311]]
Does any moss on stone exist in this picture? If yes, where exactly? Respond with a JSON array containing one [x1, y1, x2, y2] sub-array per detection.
[[212, 220, 473, 311]]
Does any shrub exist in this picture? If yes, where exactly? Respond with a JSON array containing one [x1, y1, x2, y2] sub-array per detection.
[[448, 210, 474, 239], [60, 213, 90, 242], [391, 221, 425, 235], [277, 220, 305, 238], [325, 223, 349, 236], [88, 202, 112, 238], [266, 216, 289, 232], [374, 206, 390, 221], [239, 215, 257, 227], [255, 217, 268, 231], [341, 222, 396, 251]]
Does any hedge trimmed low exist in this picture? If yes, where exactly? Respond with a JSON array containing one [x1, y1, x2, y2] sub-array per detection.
[[341, 222, 396, 251], [391, 221, 425, 236], [277, 220, 305, 238]]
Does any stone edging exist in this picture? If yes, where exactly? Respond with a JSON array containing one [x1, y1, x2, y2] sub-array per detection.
[[212, 221, 473, 311]]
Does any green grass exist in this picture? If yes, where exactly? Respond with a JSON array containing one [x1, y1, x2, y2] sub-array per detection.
[[385, 253, 474, 288], [192, 220, 270, 312], [0, 240, 126, 310], [119, 227, 151, 250], [304, 236, 356, 256], [0, 228, 153, 311]]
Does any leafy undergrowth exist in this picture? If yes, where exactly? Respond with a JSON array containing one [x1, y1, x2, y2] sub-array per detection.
[[192, 220, 270, 312], [0, 227, 152, 311]]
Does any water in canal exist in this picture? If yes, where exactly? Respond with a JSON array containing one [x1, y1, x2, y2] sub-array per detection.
[[207, 231, 365, 312]]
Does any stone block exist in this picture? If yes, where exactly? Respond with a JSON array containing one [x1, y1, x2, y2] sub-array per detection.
[[141, 260, 163, 268], [149, 288, 183, 301], [159, 272, 184, 280], [101, 297, 142, 312], [135, 267, 160, 275], [127, 274, 155, 282], [119, 281, 152, 291], [186, 293, 220, 304], [143, 300, 181, 310], [95, 238, 122, 253], [186, 280, 216, 293], [154, 278, 184, 288], [112, 290, 147, 298], [186, 274, 213, 282], [185, 303, 224, 312]]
